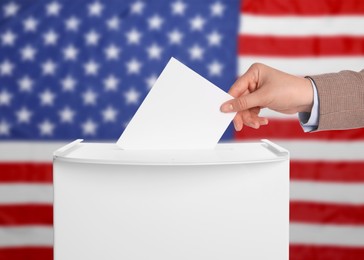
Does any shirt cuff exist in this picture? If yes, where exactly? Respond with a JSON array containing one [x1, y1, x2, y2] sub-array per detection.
[[298, 78, 319, 132]]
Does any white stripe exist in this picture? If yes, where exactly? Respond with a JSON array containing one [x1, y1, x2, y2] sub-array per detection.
[[0, 226, 53, 247], [290, 223, 364, 246], [0, 184, 53, 204], [240, 14, 364, 36], [238, 56, 364, 76], [291, 181, 364, 205], [260, 108, 297, 119]]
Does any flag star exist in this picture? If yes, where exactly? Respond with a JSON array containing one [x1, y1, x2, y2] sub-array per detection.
[[0, 89, 12, 106], [38, 119, 55, 136], [3, 2, 19, 17], [81, 119, 98, 135], [147, 43, 163, 60], [126, 58, 142, 74], [63, 44, 79, 61], [43, 30, 59, 45], [207, 30, 222, 46], [210, 1, 225, 17], [20, 45, 37, 61], [103, 74, 119, 91], [124, 88, 141, 105], [59, 106, 75, 123], [84, 60, 100, 75], [171, 0, 187, 15], [125, 28, 142, 45], [23, 17, 38, 32], [104, 44, 120, 60], [46, 1, 62, 16], [61, 75, 77, 91], [168, 29, 183, 45], [102, 106, 118, 122], [1, 30, 17, 46], [39, 89, 56, 106], [145, 74, 157, 89], [0, 119, 11, 136], [190, 15, 206, 31], [18, 76, 34, 92], [41, 60, 57, 75], [85, 30, 100, 46], [88, 1, 104, 16], [130, 1, 145, 15], [65, 16, 80, 31], [82, 89, 98, 105], [148, 14, 163, 30], [16, 107, 32, 123], [208, 60, 223, 76], [107, 16, 120, 30], [189, 44, 204, 60], [0, 60, 14, 76]]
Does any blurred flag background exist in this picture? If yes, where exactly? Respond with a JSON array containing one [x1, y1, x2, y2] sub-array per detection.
[[0, 0, 364, 259]]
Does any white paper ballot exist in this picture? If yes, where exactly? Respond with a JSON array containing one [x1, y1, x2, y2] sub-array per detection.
[[117, 57, 236, 150]]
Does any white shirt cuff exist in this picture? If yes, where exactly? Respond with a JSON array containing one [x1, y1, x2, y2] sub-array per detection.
[[298, 78, 319, 132]]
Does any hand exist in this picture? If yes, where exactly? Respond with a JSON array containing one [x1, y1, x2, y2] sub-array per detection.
[[220, 63, 314, 131]]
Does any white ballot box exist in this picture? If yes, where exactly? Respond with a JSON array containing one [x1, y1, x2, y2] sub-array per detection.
[[53, 139, 289, 260]]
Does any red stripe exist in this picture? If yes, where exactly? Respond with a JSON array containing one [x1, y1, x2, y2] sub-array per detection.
[[242, 0, 364, 15], [0, 205, 52, 226], [290, 201, 364, 225], [290, 244, 364, 259], [0, 247, 53, 260], [234, 119, 364, 140], [239, 35, 364, 56], [0, 163, 52, 183]]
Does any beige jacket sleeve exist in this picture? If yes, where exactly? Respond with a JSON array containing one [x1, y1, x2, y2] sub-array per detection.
[[308, 69, 364, 131]]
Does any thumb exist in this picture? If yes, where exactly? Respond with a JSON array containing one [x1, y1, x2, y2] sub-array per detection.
[[221, 92, 262, 112]]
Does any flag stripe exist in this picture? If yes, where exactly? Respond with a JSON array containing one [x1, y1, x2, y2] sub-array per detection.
[[0, 185, 53, 204], [290, 245, 364, 259], [242, 0, 364, 15], [0, 205, 52, 226], [290, 201, 364, 225], [0, 247, 53, 260], [0, 226, 53, 247], [0, 163, 52, 183]]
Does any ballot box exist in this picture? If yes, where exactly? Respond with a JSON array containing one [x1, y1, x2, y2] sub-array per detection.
[[53, 139, 289, 260]]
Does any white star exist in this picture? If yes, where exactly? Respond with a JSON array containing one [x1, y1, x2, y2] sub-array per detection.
[[0, 60, 14, 76], [82, 89, 98, 105], [0, 89, 12, 106], [0, 120, 11, 136], [23, 17, 38, 32], [63, 44, 79, 61], [190, 15, 206, 31], [147, 43, 163, 60], [104, 44, 120, 60], [168, 29, 183, 45], [61, 75, 77, 91], [102, 106, 118, 122], [208, 60, 223, 76], [81, 119, 98, 135], [130, 1, 145, 14], [210, 1, 225, 17], [39, 89, 56, 106], [207, 30, 222, 46], [20, 45, 37, 61], [148, 14, 163, 30], [126, 58, 142, 74], [84, 60, 99, 75], [125, 28, 142, 44], [124, 88, 141, 105], [85, 30, 100, 46], [43, 30, 59, 45], [46, 1, 62, 16], [103, 74, 119, 91], [88, 1, 104, 16], [1, 30, 17, 46], [145, 74, 157, 89], [3, 2, 19, 17], [59, 107, 75, 123], [38, 119, 55, 136], [18, 76, 34, 92], [16, 107, 32, 123], [65, 16, 80, 31], [189, 44, 204, 60], [107, 16, 120, 30], [171, 1, 187, 15], [41, 60, 57, 75]]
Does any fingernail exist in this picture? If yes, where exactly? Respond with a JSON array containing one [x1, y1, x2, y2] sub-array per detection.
[[221, 103, 233, 113], [234, 121, 242, 131]]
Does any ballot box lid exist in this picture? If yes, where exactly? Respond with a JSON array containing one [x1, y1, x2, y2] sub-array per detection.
[[53, 139, 288, 166]]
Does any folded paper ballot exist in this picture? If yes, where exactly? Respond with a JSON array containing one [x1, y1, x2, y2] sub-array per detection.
[[117, 57, 236, 150]]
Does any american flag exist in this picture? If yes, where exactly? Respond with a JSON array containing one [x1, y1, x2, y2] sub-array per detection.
[[0, 0, 363, 259]]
